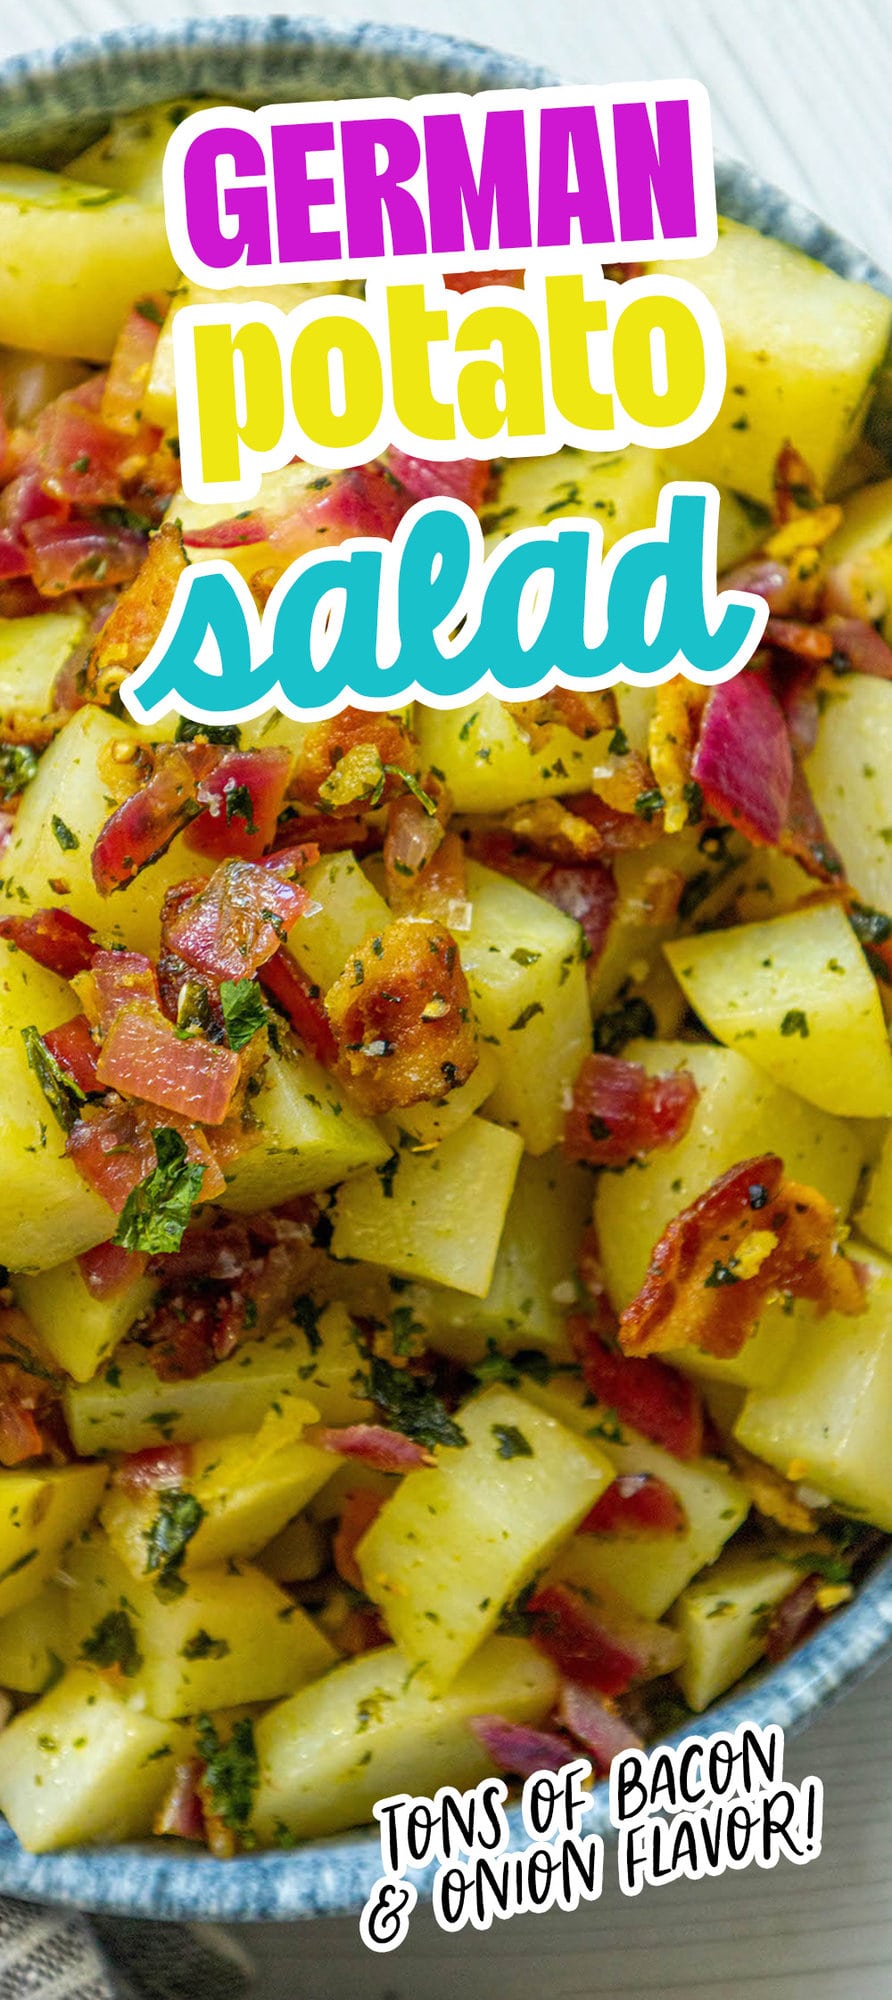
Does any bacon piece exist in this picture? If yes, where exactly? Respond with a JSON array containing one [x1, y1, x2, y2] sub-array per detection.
[[184, 748, 293, 862], [292, 705, 420, 813], [563, 1053, 698, 1167], [101, 296, 166, 438], [0, 907, 94, 979], [779, 759, 845, 884], [719, 556, 796, 615], [42, 1015, 100, 1094], [386, 448, 493, 513], [162, 855, 316, 982], [24, 518, 147, 597], [92, 740, 221, 894], [181, 513, 268, 550], [326, 917, 477, 1115], [765, 618, 835, 662], [562, 792, 665, 856], [530, 1581, 683, 1696], [691, 674, 793, 844], [96, 1002, 241, 1126], [568, 1315, 704, 1460], [580, 1473, 687, 1537], [317, 1423, 435, 1472], [619, 1154, 865, 1361], [332, 1488, 385, 1592], [90, 948, 160, 1032], [0, 1308, 61, 1467], [77, 1240, 148, 1300], [85, 524, 187, 701], [469, 1717, 573, 1778], [115, 1443, 193, 1494], [259, 948, 338, 1065], [443, 269, 524, 293], [67, 1100, 226, 1212], [34, 376, 138, 508], [531, 861, 617, 964], [765, 1576, 823, 1664], [382, 790, 445, 907], [154, 1758, 206, 1843], [556, 1680, 643, 1769], [147, 1217, 254, 1286], [647, 677, 708, 833]]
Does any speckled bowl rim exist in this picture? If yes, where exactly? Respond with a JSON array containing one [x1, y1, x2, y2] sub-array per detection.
[[0, 12, 890, 1923]]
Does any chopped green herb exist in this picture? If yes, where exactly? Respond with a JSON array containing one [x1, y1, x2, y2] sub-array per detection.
[[220, 978, 268, 1050], [356, 1353, 467, 1452], [51, 815, 79, 851], [196, 1714, 258, 1839], [779, 1009, 809, 1038], [145, 1489, 205, 1592], [21, 1025, 85, 1133], [114, 1128, 206, 1254], [81, 1610, 142, 1678], [491, 1423, 533, 1460]]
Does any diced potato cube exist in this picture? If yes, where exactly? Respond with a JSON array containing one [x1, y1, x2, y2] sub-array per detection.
[[0, 612, 86, 742], [0, 166, 178, 361], [413, 697, 616, 814], [15, 1256, 156, 1384], [384, 1043, 500, 1148], [0, 1666, 179, 1850], [1, 706, 209, 957], [251, 1635, 558, 1844], [0, 1582, 69, 1693], [805, 676, 892, 912], [288, 850, 391, 995], [665, 903, 892, 1117], [595, 1039, 863, 1312], [857, 1128, 892, 1257], [330, 1116, 523, 1294], [0, 1463, 107, 1618], [101, 1405, 334, 1576], [588, 824, 746, 1015], [357, 1385, 613, 1689], [735, 1238, 892, 1528], [820, 476, 892, 640], [649, 218, 892, 502], [116, 1563, 336, 1720], [405, 1150, 590, 1363], [671, 1550, 801, 1711], [284, 1301, 373, 1427], [523, 1371, 748, 1618], [459, 861, 590, 1153], [63, 1317, 347, 1455], [220, 1042, 391, 1211]]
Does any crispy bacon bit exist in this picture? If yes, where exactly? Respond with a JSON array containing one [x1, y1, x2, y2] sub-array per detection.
[[101, 296, 167, 437], [501, 797, 604, 864], [765, 1576, 823, 1664], [140, 1212, 316, 1378], [508, 688, 618, 748], [728, 1441, 817, 1535], [85, 524, 186, 702], [67, 1100, 226, 1212], [92, 739, 221, 894], [34, 376, 139, 508], [648, 678, 708, 833], [691, 674, 793, 845], [184, 748, 293, 862], [0, 907, 94, 979], [90, 948, 160, 1032], [326, 917, 477, 1115], [469, 1716, 573, 1777], [561, 793, 665, 856], [772, 443, 822, 526], [95, 1002, 242, 1126], [564, 1053, 698, 1167], [780, 760, 845, 883], [77, 1240, 148, 1300], [293, 706, 420, 813], [580, 1473, 687, 1537], [619, 1154, 865, 1361], [153, 1757, 206, 1843], [556, 1679, 643, 1767], [162, 855, 317, 983], [765, 617, 835, 663], [443, 269, 524, 293], [317, 1423, 435, 1471], [259, 948, 338, 1065], [0, 1308, 61, 1467], [530, 1581, 684, 1696], [115, 1443, 193, 1494], [42, 1015, 100, 1094], [568, 1314, 704, 1460], [332, 1488, 385, 1592]]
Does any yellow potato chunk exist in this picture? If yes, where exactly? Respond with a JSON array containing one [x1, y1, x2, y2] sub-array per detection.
[[0, 611, 86, 742], [330, 1115, 523, 1295], [251, 1636, 558, 1844], [413, 696, 616, 813], [650, 218, 892, 503], [735, 1239, 892, 1528], [0, 1463, 107, 1618], [288, 850, 390, 996], [0, 1666, 179, 1851], [664, 903, 892, 1117], [805, 675, 892, 911], [671, 1550, 801, 1711], [0, 941, 112, 1270], [0, 1581, 69, 1692], [357, 1385, 613, 1689], [0, 166, 177, 361], [15, 1255, 156, 1384], [821, 476, 892, 639], [482, 444, 667, 551], [220, 1042, 391, 1211]]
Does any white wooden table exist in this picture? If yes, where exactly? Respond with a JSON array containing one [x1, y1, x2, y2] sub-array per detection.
[[2, 0, 891, 1990]]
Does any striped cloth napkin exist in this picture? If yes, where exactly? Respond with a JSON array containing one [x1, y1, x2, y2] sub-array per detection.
[[0, 1897, 254, 1999]]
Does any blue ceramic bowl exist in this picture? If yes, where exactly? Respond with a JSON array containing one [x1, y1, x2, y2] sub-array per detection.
[[0, 14, 890, 1922]]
